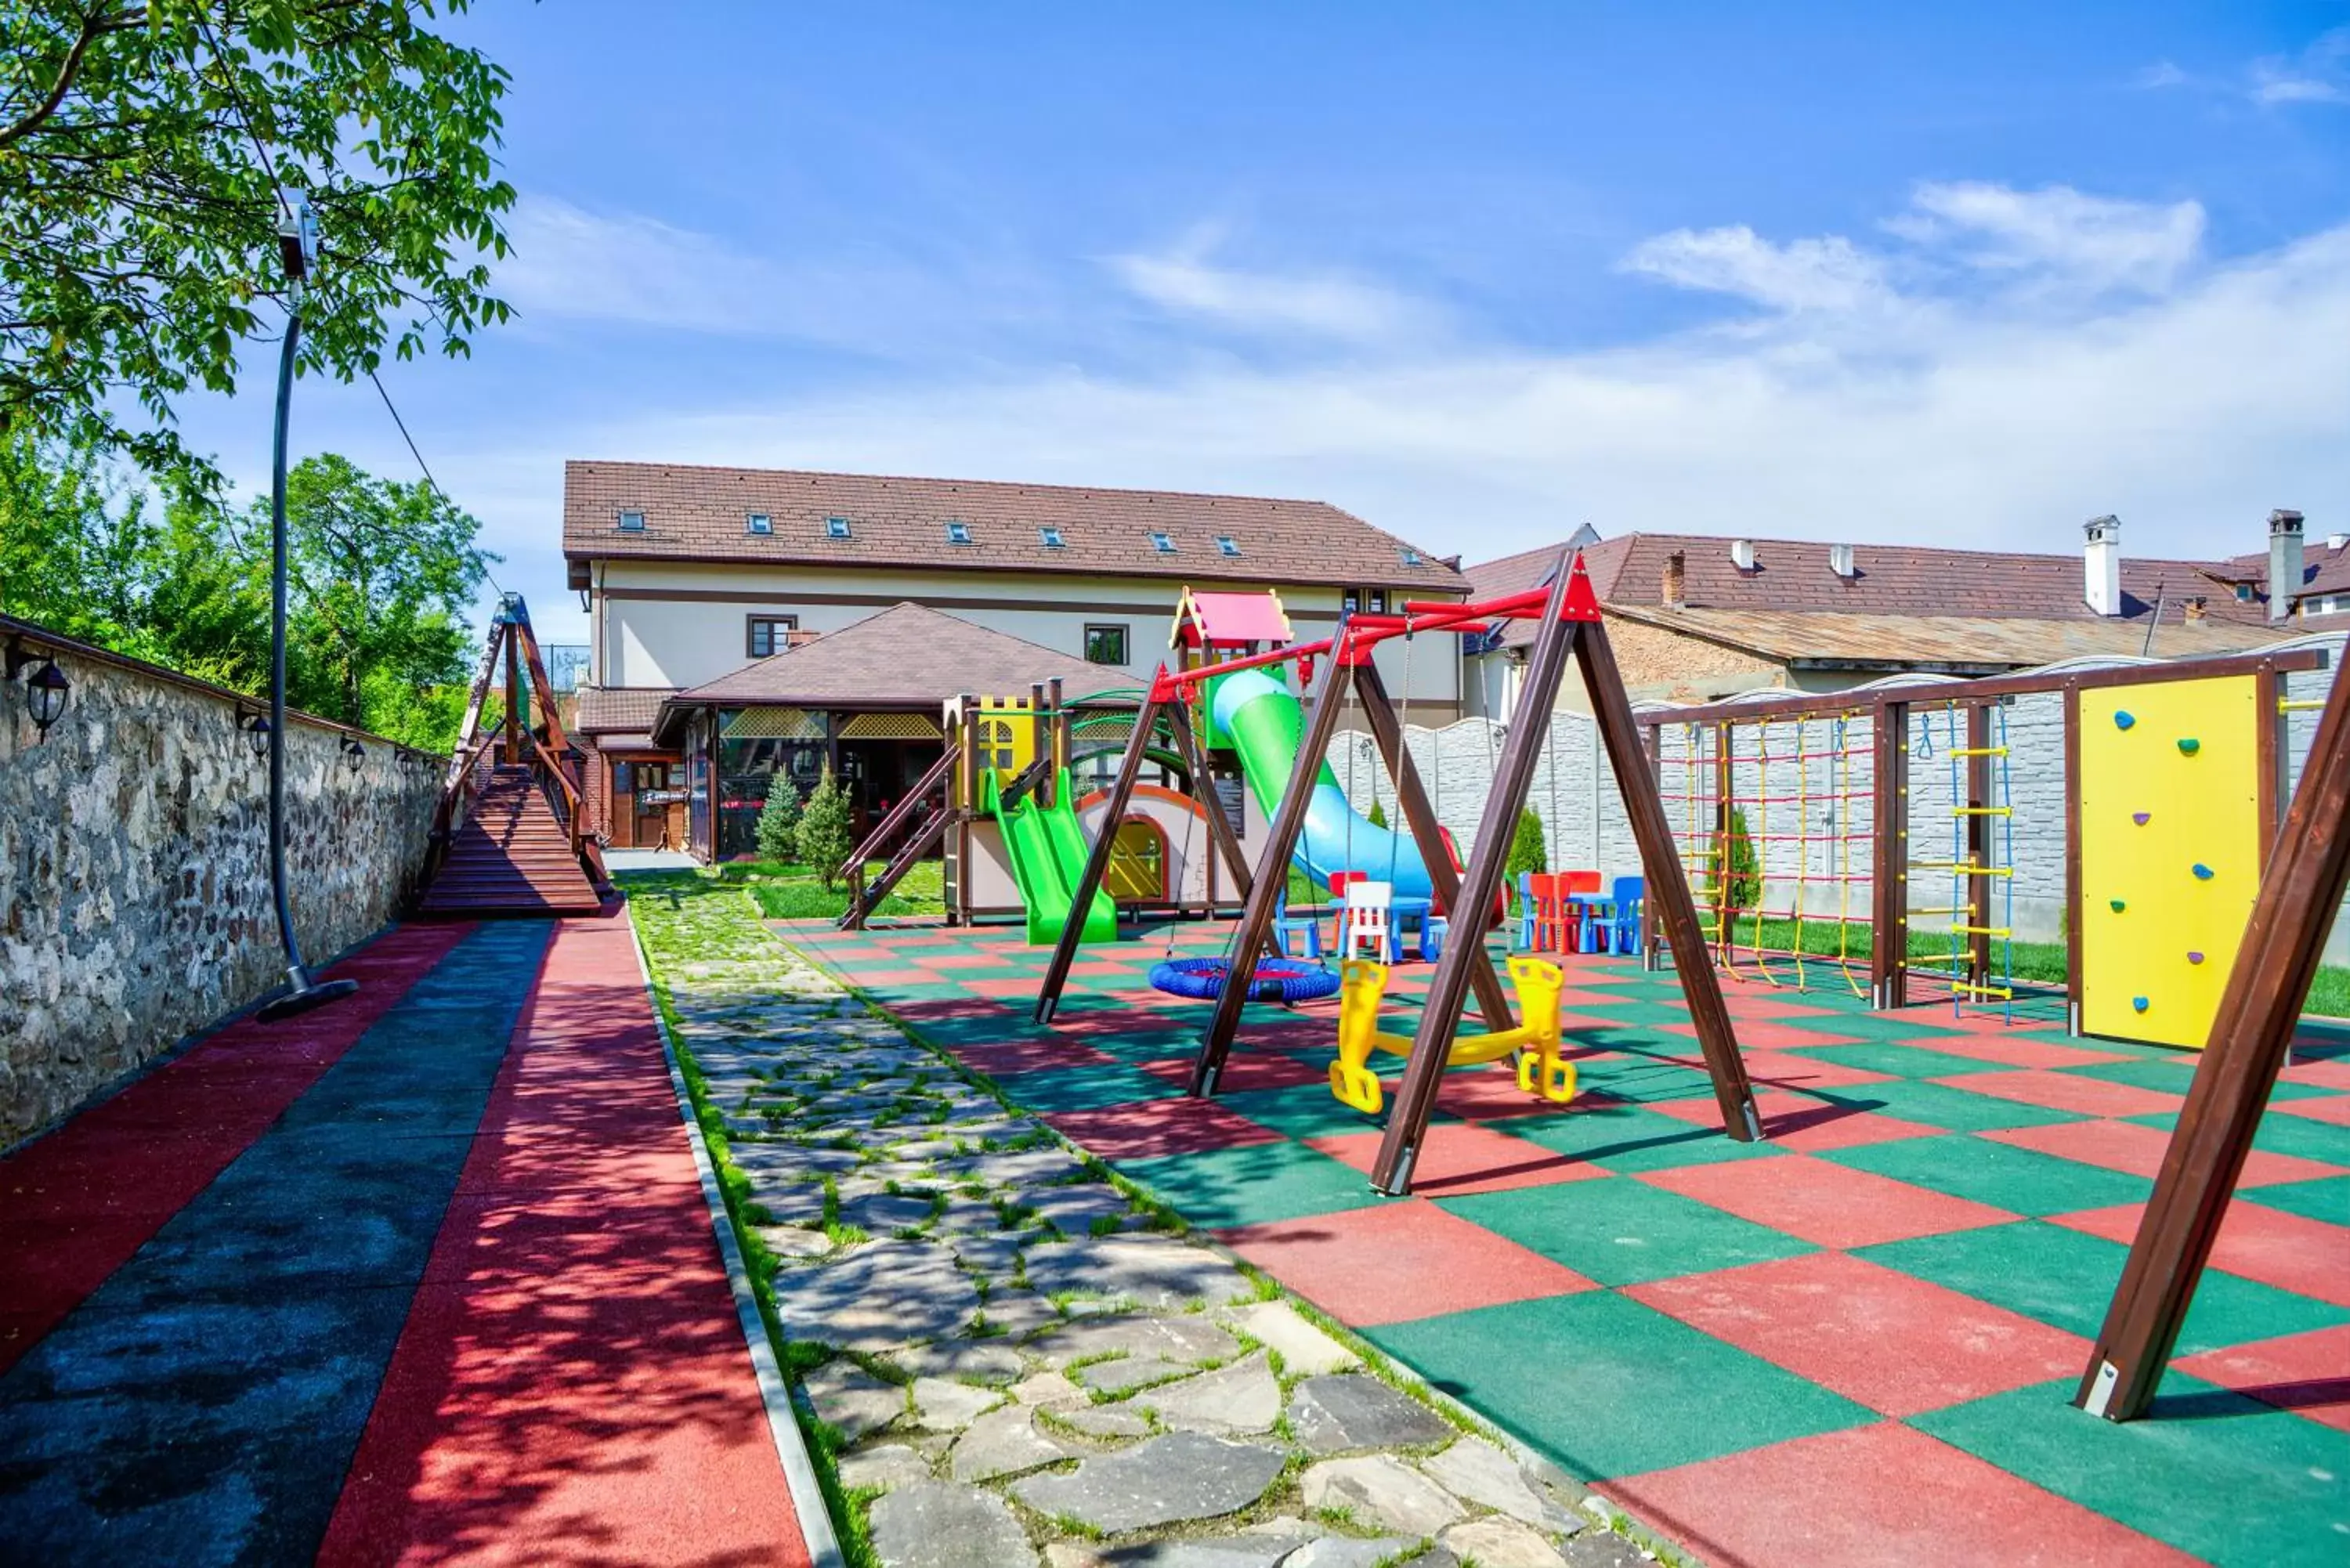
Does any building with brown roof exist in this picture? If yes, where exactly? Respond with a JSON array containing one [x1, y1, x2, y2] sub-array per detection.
[[1465, 515, 2323, 714], [562, 461, 1466, 857]]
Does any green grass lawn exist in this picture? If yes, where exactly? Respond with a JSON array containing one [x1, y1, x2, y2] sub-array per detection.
[[710, 858, 946, 921]]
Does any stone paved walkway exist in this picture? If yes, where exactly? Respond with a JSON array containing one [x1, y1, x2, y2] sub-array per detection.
[[658, 929, 1651, 1568]]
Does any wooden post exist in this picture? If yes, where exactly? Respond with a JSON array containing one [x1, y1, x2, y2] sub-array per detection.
[[1034, 683, 1163, 1024], [502, 612, 523, 766], [1032, 681, 1050, 807], [1641, 721, 1664, 970], [1712, 720, 1734, 964], [1354, 659, 1515, 1029], [1189, 649, 1355, 1096], [1871, 702, 1910, 1009], [1579, 615, 1762, 1146], [2077, 653, 2350, 1422]]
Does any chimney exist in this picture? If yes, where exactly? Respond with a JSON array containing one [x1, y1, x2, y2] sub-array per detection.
[[2269, 509, 2305, 623], [1828, 544, 1856, 580], [2084, 515, 2122, 616], [1730, 539, 1757, 573], [1662, 550, 1686, 608]]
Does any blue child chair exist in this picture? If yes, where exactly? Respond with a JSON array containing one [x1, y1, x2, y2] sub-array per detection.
[[1608, 876, 1645, 956], [1513, 872, 1540, 952], [1272, 889, 1324, 960]]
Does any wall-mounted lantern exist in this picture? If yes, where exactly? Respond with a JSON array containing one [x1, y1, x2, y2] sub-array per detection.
[[242, 712, 272, 761], [341, 735, 365, 772], [5, 638, 70, 736]]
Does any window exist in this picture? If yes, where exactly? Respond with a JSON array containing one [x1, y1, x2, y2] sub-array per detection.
[[1148, 530, 1176, 554], [1340, 588, 1389, 616], [2236, 583, 2254, 602], [1397, 545, 1423, 567], [616, 510, 645, 532], [747, 615, 798, 658], [746, 512, 772, 535], [825, 515, 852, 539], [1039, 526, 1065, 549], [1216, 534, 1241, 558], [1085, 623, 1130, 665], [945, 520, 973, 545], [2313, 595, 2347, 617]]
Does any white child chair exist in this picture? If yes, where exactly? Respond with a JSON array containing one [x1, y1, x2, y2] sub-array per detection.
[[1340, 879, 1396, 963]]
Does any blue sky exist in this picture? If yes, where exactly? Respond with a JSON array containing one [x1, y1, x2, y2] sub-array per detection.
[[174, 2, 2350, 644]]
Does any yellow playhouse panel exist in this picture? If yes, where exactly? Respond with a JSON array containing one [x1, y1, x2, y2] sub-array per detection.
[[2078, 676, 2261, 1049], [971, 696, 1038, 782]]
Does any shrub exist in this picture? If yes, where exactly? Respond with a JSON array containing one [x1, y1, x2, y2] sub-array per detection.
[[754, 776, 803, 863], [1366, 798, 1387, 829], [1720, 805, 1762, 912], [1504, 807, 1546, 909], [794, 770, 857, 891]]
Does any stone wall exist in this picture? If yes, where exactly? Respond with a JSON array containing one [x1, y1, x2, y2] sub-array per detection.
[[1, 625, 444, 1147], [1320, 634, 2349, 965]]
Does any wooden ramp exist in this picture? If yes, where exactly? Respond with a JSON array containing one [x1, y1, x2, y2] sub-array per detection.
[[419, 766, 602, 916]]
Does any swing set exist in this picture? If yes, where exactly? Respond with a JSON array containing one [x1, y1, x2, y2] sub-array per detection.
[[1030, 550, 1766, 1197]]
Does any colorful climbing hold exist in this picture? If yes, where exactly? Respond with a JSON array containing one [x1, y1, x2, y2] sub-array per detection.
[[2187, 951, 2205, 965], [2132, 812, 2151, 826], [2177, 737, 2201, 755], [2193, 863, 2214, 880], [2114, 710, 2136, 731], [2132, 996, 2150, 1013], [2110, 898, 2127, 912]]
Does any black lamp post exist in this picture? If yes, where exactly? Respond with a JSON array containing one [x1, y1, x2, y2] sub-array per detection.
[[257, 199, 358, 1024]]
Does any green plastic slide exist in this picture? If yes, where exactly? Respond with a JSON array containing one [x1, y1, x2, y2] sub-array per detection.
[[985, 768, 1116, 947]]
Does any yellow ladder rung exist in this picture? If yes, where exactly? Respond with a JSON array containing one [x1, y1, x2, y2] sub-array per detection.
[[1947, 981, 2015, 999], [1905, 952, 1970, 966], [1947, 924, 2012, 937], [1911, 906, 1969, 916], [1951, 807, 2013, 817], [2280, 699, 2328, 713], [1947, 747, 2010, 757], [1910, 862, 2013, 876]]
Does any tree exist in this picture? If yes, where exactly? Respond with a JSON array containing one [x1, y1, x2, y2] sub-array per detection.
[[793, 771, 855, 891], [1720, 806, 1763, 912], [755, 775, 803, 864], [1, 2, 516, 490], [1505, 806, 1547, 909], [1365, 797, 1387, 829], [0, 427, 164, 656]]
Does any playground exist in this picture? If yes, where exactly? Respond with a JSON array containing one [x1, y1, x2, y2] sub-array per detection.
[[779, 914, 2350, 1568]]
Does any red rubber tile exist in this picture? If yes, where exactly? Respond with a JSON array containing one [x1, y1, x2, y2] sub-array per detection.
[[1218, 1200, 1597, 1328], [1645, 1089, 1944, 1154], [1663, 1021, 1870, 1051], [2272, 1093, 2350, 1128], [1307, 1125, 1612, 1197], [1720, 996, 1843, 1021], [1733, 1050, 1897, 1091], [1937, 1068, 2184, 1120], [1043, 1100, 1282, 1161], [322, 914, 809, 1567], [1979, 1117, 2344, 1187], [1599, 1422, 2199, 1568], [2052, 1200, 2350, 1307], [1437, 1066, 1600, 1121], [1897, 1033, 2135, 1070], [1139, 1052, 1329, 1093], [2283, 1057, 2350, 1093], [953, 1039, 1118, 1075], [0, 920, 472, 1376], [1637, 1154, 2013, 1250], [2173, 1324, 2350, 1432], [920, 952, 1023, 970]]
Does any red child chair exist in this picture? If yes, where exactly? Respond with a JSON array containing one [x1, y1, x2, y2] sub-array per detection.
[[1555, 871, 1601, 951]]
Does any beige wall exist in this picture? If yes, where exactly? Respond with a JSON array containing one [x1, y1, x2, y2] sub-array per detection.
[[591, 559, 1461, 714], [1465, 624, 1795, 718]]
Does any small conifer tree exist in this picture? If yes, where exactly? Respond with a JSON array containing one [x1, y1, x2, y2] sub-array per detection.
[[755, 775, 803, 864], [1504, 807, 1547, 910], [1366, 797, 1387, 829], [1721, 805, 1763, 912], [794, 770, 857, 891]]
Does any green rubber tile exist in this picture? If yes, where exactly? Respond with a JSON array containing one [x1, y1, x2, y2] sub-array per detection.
[[1080, 1031, 1202, 1064], [1442, 1173, 1814, 1287], [1784, 1041, 2009, 1079], [2070, 1058, 2334, 1100], [1821, 1135, 2151, 1218], [1817, 1078, 2087, 1133], [986, 1063, 1180, 1113], [2236, 1176, 2350, 1227], [2132, 1110, 2350, 1166], [1115, 1141, 1380, 1229], [1364, 1291, 1871, 1480], [1915, 1375, 2350, 1567], [1856, 1220, 2350, 1356], [1506, 1100, 1788, 1175], [1567, 1055, 1723, 1105], [1218, 1084, 1390, 1140]]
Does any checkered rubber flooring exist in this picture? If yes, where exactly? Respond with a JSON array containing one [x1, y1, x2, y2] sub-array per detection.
[[783, 919, 2350, 1568]]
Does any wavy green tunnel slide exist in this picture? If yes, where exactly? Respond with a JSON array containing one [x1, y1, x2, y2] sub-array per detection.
[[984, 768, 1117, 946]]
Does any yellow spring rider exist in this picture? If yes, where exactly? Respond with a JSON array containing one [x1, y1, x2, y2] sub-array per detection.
[[1329, 956, 1578, 1116]]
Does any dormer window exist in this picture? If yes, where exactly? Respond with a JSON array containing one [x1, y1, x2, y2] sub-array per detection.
[[1216, 535, 1241, 558], [945, 521, 973, 545], [1397, 545, 1423, 567], [825, 516, 852, 539], [1148, 531, 1176, 554], [1039, 526, 1065, 549], [616, 510, 645, 533], [746, 512, 772, 535]]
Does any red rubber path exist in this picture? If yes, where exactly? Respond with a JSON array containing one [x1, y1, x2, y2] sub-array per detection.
[[317, 914, 811, 1567]]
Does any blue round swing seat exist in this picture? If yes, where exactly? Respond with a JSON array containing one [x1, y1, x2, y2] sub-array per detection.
[[1148, 956, 1341, 1003]]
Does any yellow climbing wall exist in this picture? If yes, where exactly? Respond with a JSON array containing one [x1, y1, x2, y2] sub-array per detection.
[[2079, 675, 2262, 1049]]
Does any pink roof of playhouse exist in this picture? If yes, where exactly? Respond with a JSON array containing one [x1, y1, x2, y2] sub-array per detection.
[[1171, 587, 1292, 649]]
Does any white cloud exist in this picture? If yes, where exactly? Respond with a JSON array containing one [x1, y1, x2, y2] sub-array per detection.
[[1108, 237, 1434, 342], [1901, 182, 2205, 294], [2250, 27, 2350, 106], [493, 197, 786, 334], [2134, 61, 2189, 90], [1619, 227, 1890, 314]]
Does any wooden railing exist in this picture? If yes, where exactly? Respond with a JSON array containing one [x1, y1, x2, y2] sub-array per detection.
[[837, 748, 958, 930]]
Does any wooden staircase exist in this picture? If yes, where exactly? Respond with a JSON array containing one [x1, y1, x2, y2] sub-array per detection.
[[418, 766, 602, 916]]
